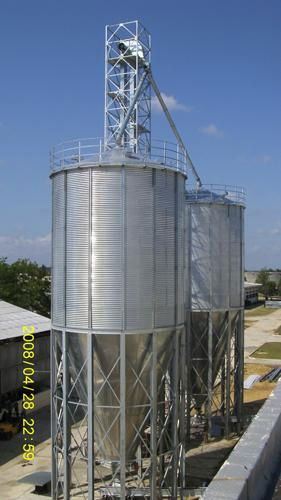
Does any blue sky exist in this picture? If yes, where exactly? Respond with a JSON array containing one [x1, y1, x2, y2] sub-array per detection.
[[0, 0, 280, 269]]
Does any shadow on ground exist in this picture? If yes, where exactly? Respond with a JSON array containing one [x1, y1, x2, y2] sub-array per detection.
[[186, 442, 236, 488], [0, 406, 50, 466]]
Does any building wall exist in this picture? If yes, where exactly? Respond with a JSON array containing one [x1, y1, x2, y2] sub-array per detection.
[[244, 284, 261, 305], [245, 291, 259, 305], [0, 331, 50, 397]]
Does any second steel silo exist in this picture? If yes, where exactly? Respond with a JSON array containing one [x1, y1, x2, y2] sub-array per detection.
[[185, 186, 245, 438]]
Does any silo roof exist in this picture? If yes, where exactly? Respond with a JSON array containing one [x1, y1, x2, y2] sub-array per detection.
[[186, 184, 246, 206], [0, 300, 50, 341]]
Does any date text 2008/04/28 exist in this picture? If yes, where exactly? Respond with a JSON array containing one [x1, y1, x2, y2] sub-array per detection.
[[22, 325, 36, 462]]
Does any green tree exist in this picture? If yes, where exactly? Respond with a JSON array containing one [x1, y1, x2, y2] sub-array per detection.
[[264, 281, 277, 299], [0, 258, 50, 317], [277, 278, 281, 297], [256, 268, 269, 288], [255, 268, 271, 299]]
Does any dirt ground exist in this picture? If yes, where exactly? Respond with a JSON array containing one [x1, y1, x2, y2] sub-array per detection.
[[244, 306, 281, 363], [243, 363, 276, 414], [186, 437, 239, 489]]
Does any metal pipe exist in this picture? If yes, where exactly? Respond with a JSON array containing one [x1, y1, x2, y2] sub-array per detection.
[[148, 71, 202, 187], [115, 65, 202, 191]]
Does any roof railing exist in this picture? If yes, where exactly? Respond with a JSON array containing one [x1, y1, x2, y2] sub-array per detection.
[[186, 184, 246, 206], [50, 138, 189, 176]]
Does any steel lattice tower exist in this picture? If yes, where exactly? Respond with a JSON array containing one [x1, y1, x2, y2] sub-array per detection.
[[104, 21, 151, 154]]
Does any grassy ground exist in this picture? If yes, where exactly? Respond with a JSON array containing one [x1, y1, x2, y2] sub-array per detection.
[[251, 342, 281, 359], [245, 306, 277, 317]]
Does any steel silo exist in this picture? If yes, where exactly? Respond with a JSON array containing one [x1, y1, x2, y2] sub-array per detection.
[[51, 141, 186, 497], [50, 18, 203, 499], [185, 185, 245, 438]]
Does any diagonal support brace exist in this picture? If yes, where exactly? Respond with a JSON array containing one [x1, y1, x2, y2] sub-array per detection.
[[115, 64, 202, 188], [115, 68, 149, 147], [148, 72, 202, 188]]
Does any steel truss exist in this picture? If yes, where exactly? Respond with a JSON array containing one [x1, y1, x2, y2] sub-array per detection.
[[186, 309, 244, 441], [51, 328, 186, 499], [105, 21, 151, 154]]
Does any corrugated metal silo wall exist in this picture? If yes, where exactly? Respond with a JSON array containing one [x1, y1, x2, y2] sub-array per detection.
[[51, 163, 185, 460]]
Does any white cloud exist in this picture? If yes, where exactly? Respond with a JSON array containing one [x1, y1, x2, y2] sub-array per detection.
[[199, 124, 223, 138], [238, 154, 273, 166], [0, 233, 51, 264], [256, 154, 272, 164], [151, 93, 192, 113], [0, 234, 51, 247]]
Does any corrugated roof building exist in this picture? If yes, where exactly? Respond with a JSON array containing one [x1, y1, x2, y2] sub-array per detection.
[[0, 300, 50, 398]]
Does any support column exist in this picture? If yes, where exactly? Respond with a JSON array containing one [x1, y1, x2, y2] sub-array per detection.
[[87, 334, 94, 499], [185, 311, 192, 444], [221, 355, 226, 418], [150, 331, 157, 499], [225, 310, 232, 438], [179, 326, 186, 493], [207, 313, 213, 438], [120, 332, 126, 498], [51, 331, 58, 500], [171, 331, 179, 499], [63, 331, 71, 499], [159, 381, 165, 486], [236, 309, 244, 433]]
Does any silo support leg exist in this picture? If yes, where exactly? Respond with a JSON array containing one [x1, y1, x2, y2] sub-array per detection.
[[236, 310, 244, 433], [185, 312, 191, 446], [225, 311, 231, 439], [120, 332, 126, 499], [207, 314, 213, 439], [51, 331, 60, 499], [63, 331, 71, 499], [87, 334, 94, 499], [179, 327, 187, 490], [150, 331, 157, 500], [171, 331, 179, 499]]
